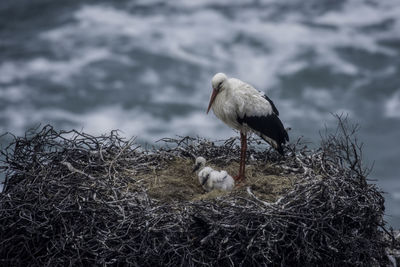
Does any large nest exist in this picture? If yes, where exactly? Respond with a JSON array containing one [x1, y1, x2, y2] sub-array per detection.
[[0, 116, 395, 266]]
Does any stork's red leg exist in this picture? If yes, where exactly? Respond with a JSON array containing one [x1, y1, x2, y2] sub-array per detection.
[[236, 132, 247, 181]]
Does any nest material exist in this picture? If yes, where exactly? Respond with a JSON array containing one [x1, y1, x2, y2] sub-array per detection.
[[0, 116, 394, 266]]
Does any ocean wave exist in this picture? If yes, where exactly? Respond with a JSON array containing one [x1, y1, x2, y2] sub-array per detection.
[[0, 48, 121, 84], [384, 90, 400, 118], [1, 0, 399, 136], [317, 0, 400, 28], [393, 192, 400, 201], [0, 85, 27, 103], [36, 2, 398, 89]]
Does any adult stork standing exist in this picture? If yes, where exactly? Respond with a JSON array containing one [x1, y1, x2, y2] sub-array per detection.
[[207, 73, 289, 181]]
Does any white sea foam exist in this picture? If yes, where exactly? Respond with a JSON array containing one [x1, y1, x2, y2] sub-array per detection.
[[315, 0, 400, 55], [0, 85, 27, 102], [393, 192, 400, 201], [301, 88, 355, 117], [384, 90, 400, 118], [150, 76, 213, 106], [278, 99, 331, 123], [3, 1, 397, 138], [317, 0, 400, 27], [35, 1, 399, 93], [302, 88, 335, 108], [140, 69, 161, 87], [79, 108, 232, 142], [42, 5, 219, 67], [0, 48, 119, 84]]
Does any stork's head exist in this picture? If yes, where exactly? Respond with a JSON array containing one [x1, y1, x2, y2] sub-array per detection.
[[192, 156, 206, 173], [207, 73, 228, 114]]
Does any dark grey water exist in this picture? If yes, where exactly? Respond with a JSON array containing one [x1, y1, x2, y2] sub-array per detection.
[[1, 0, 399, 227]]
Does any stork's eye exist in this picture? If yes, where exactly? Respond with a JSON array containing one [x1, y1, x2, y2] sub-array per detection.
[[217, 81, 223, 89]]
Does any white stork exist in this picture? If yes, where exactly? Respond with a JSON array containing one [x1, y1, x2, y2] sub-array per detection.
[[207, 73, 289, 181]]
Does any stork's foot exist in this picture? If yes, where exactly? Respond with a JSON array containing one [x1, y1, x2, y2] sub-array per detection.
[[234, 176, 245, 188], [234, 175, 245, 183]]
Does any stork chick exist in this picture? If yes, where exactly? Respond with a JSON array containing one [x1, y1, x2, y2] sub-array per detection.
[[192, 156, 234, 192], [198, 167, 235, 192]]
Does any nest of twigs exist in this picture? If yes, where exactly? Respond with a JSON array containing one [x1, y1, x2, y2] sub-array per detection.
[[0, 115, 395, 266]]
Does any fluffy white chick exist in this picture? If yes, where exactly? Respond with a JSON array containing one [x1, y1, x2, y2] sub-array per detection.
[[194, 158, 234, 192]]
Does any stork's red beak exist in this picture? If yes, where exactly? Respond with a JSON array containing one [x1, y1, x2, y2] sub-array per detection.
[[207, 89, 218, 114]]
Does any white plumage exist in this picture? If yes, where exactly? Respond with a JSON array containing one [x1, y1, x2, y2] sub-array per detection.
[[198, 167, 235, 192], [207, 73, 289, 181], [210, 73, 274, 135], [193, 156, 234, 192]]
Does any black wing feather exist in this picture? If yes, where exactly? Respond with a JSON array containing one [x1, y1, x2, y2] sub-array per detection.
[[261, 93, 279, 116], [237, 113, 289, 155]]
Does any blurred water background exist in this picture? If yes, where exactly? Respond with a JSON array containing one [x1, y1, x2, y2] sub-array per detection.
[[0, 0, 399, 227]]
